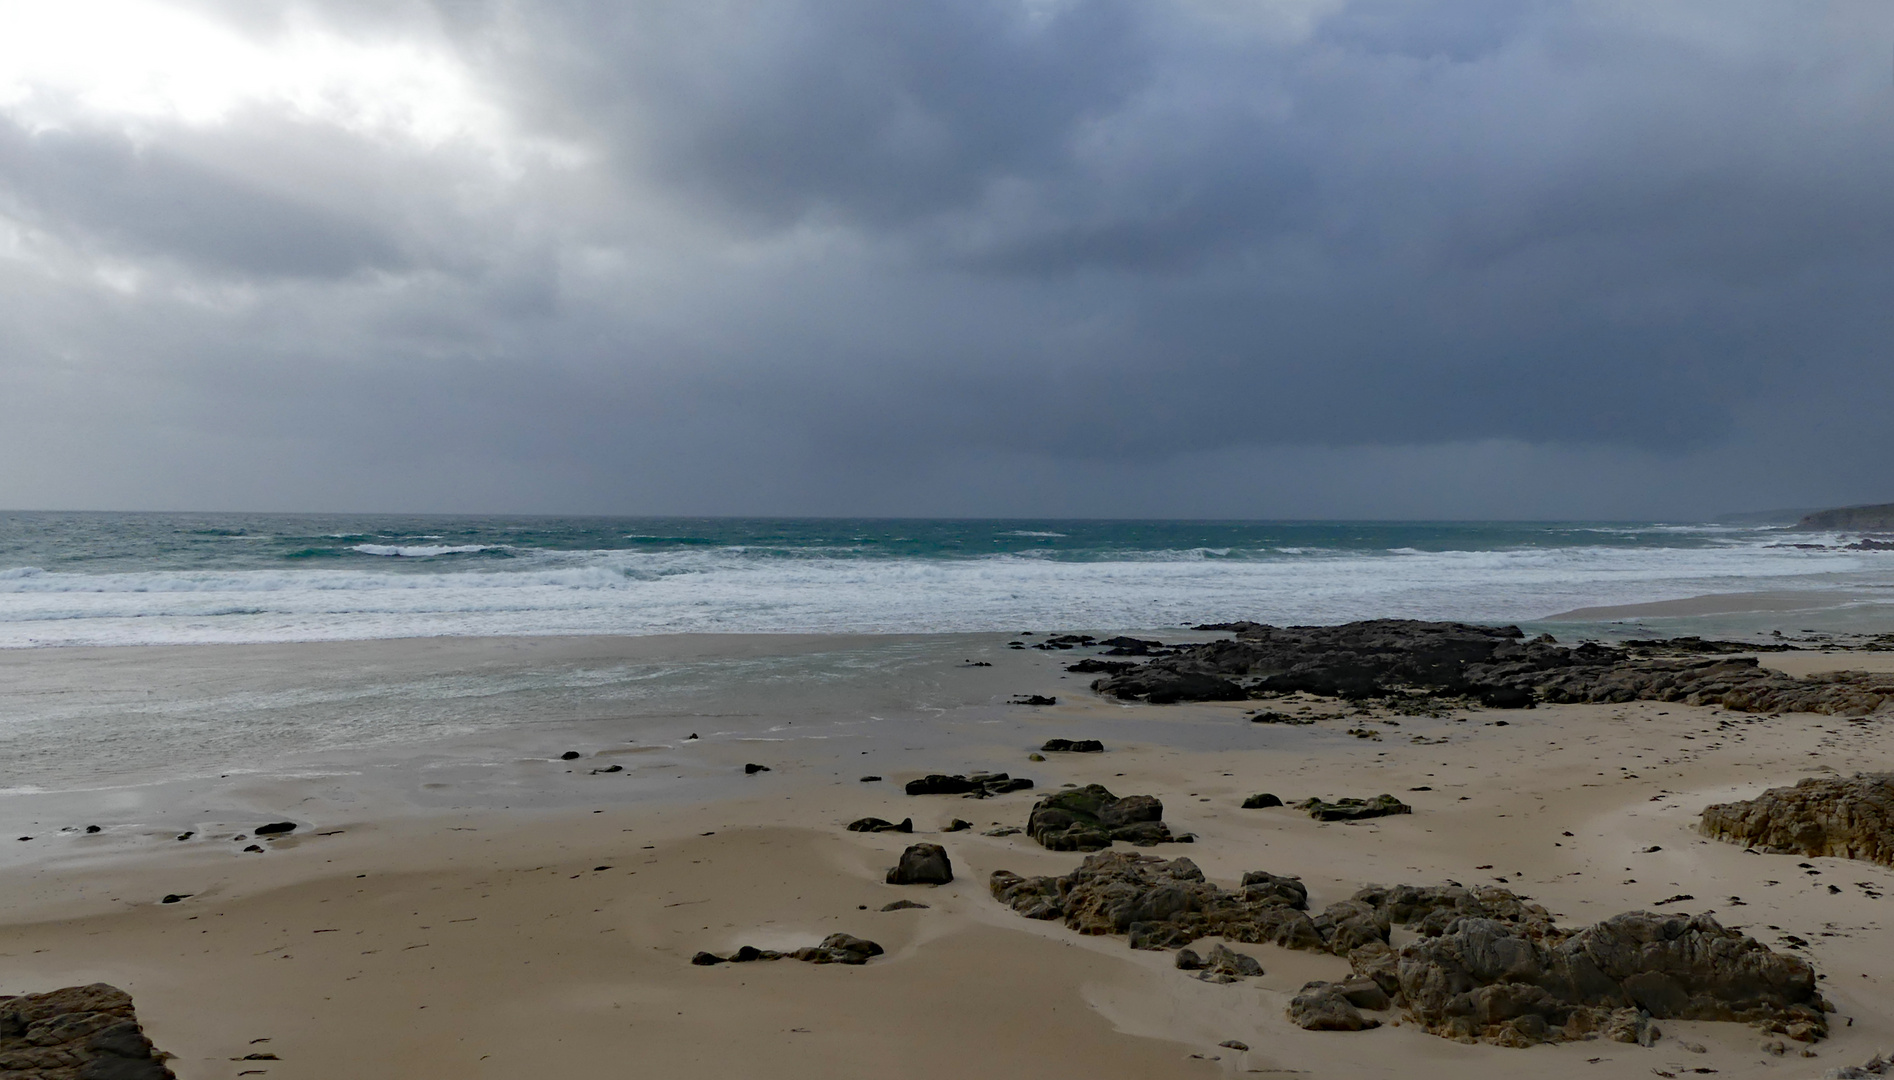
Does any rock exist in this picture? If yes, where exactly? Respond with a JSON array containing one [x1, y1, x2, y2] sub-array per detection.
[[1028, 753, 1046, 762], [1025, 784, 1178, 850], [846, 817, 913, 834], [1335, 974, 1392, 1011], [1825, 1053, 1893, 1078], [1289, 982, 1379, 1030], [560, 751, 582, 760], [906, 773, 1034, 797], [1299, 794, 1411, 822], [695, 934, 884, 967], [982, 826, 1022, 837], [1218, 1039, 1249, 1051], [942, 819, 973, 832], [85, 825, 101, 833], [1203, 942, 1265, 977], [744, 763, 771, 774], [880, 900, 929, 911], [1175, 947, 1204, 970], [242, 844, 263, 852], [1386, 910, 1826, 1046], [0, 983, 176, 1079], [860, 775, 882, 782], [1090, 618, 1894, 716], [1700, 773, 1893, 866], [1041, 738, 1104, 753], [1241, 793, 1283, 809], [1011, 695, 1057, 706], [1239, 870, 1309, 908], [1065, 658, 1138, 674], [887, 843, 953, 885], [990, 852, 1329, 953], [159, 894, 189, 904], [1311, 899, 1390, 955], [253, 822, 297, 835]]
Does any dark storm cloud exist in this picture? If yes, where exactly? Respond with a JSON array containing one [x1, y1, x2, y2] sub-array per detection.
[[1, 0, 1892, 515]]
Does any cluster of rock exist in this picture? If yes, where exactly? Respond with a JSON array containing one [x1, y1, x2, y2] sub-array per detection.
[[1700, 774, 1894, 866], [1040, 738, 1103, 753], [1826, 1053, 1893, 1078], [0, 983, 175, 1080], [905, 772, 1034, 797], [1176, 942, 1264, 983], [1297, 795, 1411, 822], [1088, 618, 1894, 715], [988, 853, 1828, 1048], [1024, 785, 1185, 851], [691, 933, 885, 967]]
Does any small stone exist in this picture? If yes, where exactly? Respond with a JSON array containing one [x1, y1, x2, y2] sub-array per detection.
[[860, 775, 882, 782], [1218, 1040, 1249, 1051], [160, 894, 189, 904], [943, 819, 973, 832], [744, 763, 771, 774], [86, 825, 102, 833], [243, 844, 264, 852], [1242, 793, 1283, 809], [691, 951, 725, 965], [560, 751, 582, 760], [880, 900, 930, 911], [254, 822, 297, 835]]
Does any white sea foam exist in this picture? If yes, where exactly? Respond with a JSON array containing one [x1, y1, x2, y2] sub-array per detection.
[[0, 536, 1889, 647], [351, 543, 496, 557]]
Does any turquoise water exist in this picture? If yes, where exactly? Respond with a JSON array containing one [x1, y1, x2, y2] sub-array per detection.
[[0, 512, 1887, 646]]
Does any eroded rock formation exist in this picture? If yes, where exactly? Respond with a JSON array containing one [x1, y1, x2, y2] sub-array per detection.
[[0, 983, 175, 1080], [1024, 785, 1181, 851], [1088, 618, 1894, 715], [1700, 774, 1894, 866]]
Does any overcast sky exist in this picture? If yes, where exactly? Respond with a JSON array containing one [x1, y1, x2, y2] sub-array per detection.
[[1, 0, 1890, 519]]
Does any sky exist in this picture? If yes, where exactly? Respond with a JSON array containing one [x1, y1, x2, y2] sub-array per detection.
[[0, 0, 1890, 520]]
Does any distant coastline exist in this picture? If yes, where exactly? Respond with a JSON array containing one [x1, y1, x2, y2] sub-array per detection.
[[1798, 502, 1894, 531]]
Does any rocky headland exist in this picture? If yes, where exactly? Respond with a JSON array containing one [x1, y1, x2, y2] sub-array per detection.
[[0, 983, 176, 1080]]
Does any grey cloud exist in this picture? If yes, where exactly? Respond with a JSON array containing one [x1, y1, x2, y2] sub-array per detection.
[[2, 0, 1893, 516]]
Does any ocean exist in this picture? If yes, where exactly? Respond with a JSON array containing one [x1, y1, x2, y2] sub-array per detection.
[[3, 512, 1890, 648]]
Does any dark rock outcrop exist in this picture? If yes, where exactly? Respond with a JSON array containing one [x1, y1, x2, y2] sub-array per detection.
[[253, 821, 296, 835], [1241, 793, 1283, 809], [905, 772, 1035, 797], [1700, 773, 1894, 866], [989, 851, 1329, 952], [887, 843, 953, 885], [1092, 618, 1894, 715], [1175, 942, 1265, 981], [1041, 739, 1105, 753], [1025, 784, 1180, 850], [691, 933, 885, 967], [1289, 981, 1381, 1030], [1299, 794, 1411, 822], [0, 983, 176, 1079], [846, 816, 913, 834]]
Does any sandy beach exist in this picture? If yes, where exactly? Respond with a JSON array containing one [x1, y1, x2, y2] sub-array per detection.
[[4, 630, 1893, 1078]]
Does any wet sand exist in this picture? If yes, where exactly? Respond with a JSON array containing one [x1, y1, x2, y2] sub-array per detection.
[[3, 634, 1893, 1078]]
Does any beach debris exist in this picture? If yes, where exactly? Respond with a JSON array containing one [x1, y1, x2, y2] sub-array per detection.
[[691, 933, 884, 967], [1242, 793, 1283, 809], [904, 772, 1035, 797], [1094, 618, 1894, 714], [1040, 738, 1104, 753], [845, 817, 912, 834], [886, 843, 953, 885], [0, 983, 178, 1079], [1700, 773, 1893, 866], [1011, 694, 1057, 706], [1248, 710, 1316, 724], [880, 899, 929, 911], [1298, 794, 1411, 822], [743, 762, 771, 774], [1025, 784, 1180, 850], [254, 822, 297, 836]]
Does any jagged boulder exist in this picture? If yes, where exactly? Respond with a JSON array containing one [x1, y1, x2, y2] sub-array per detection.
[[0, 983, 175, 1080], [886, 843, 953, 885], [1025, 784, 1177, 850], [989, 851, 1328, 952], [1700, 774, 1894, 866]]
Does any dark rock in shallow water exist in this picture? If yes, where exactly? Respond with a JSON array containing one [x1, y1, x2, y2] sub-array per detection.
[[254, 821, 297, 835], [1299, 794, 1411, 822], [859, 775, 882, 782], [1241, 793, 1283, 809], [744, 762, 771, 774], [1700, 773, 1894, 866], [0, 983, 177, 1079], [1065, 658, 1137, 674], [1041, 738, 1104, 753], [846, 817, 912, 834], [1026, 784, 1177, 850], [560, 751, 582, 760], [1011, 694, 1057, 706], [887, 843, 953, 885]]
